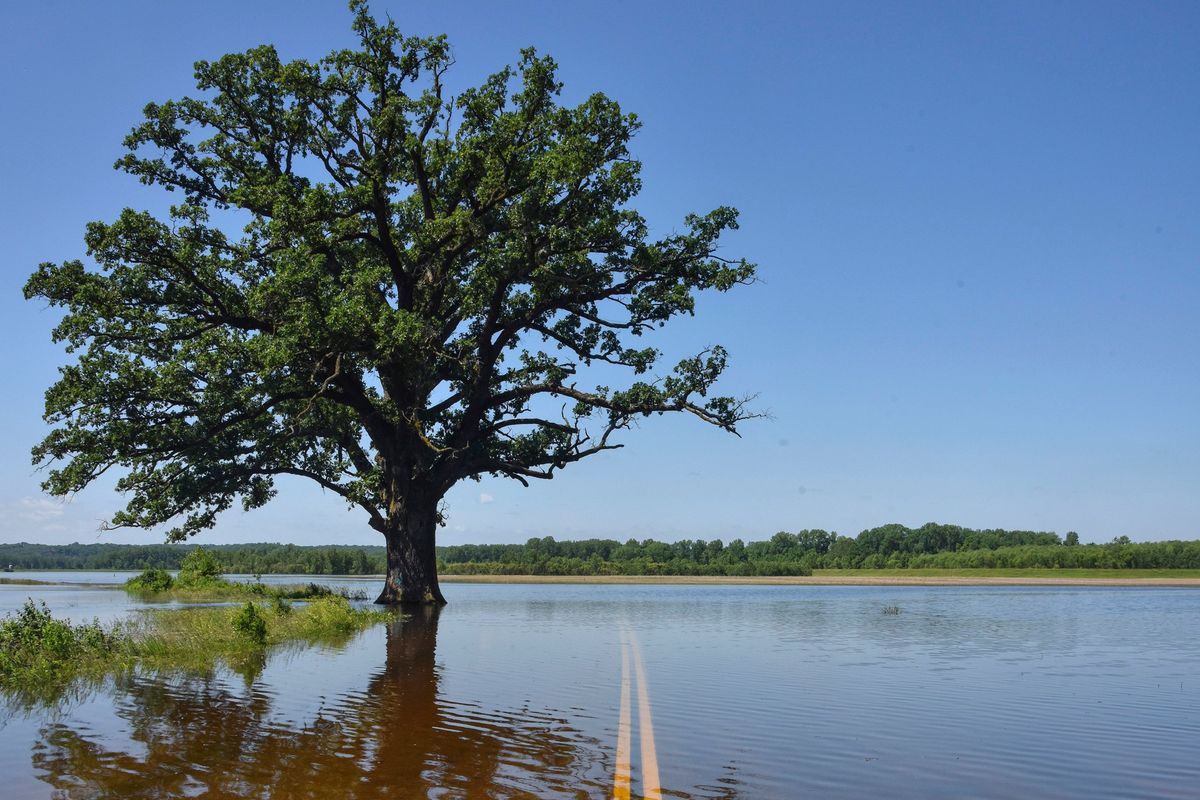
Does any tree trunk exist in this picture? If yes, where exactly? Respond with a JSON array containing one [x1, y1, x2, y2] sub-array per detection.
[[375, 496, 447, 606]]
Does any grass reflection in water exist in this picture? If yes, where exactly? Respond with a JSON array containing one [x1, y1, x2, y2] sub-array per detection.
[[26, 608, 612, 799]]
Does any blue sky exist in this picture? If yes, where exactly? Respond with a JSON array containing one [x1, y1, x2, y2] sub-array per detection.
[[1, 0, 1197, 547]]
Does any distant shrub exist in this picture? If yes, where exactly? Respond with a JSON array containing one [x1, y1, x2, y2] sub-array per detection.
[[176, 547, 224, 587], [125, 568, 175, 593], [232, 602, 267, 645]]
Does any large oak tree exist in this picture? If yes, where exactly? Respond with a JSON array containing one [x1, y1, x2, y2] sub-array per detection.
[[25, 3, 757, 604]]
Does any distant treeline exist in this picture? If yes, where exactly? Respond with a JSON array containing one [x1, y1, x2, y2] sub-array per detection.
[[2, 523, 1198, 575], [436, 526, 1200, 574], [0, 542, 383, 575]]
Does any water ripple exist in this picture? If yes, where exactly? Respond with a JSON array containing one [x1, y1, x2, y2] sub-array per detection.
[[3, 584, 1199, 797]]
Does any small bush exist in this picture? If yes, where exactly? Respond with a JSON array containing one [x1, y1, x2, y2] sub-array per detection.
[[271, 596, 292, 616], [0, 600, 115, 680], [176, 547, 224, 588], [126, 568, 175, 593], [232, 602, 267, 645]]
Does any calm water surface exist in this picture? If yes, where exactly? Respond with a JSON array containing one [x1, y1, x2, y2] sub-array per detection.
[[2, 576, 1198, 798]]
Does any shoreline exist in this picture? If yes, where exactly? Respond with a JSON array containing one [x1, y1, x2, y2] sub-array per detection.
[[439, 574, 1200, 587]]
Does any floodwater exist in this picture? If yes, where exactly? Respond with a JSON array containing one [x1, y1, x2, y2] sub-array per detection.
[[2, 575, 1198, 798]]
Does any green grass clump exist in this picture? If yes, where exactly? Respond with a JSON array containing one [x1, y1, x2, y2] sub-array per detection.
[[130, 596, 390, 667], [1, 597, 393, 703], [0, 600, 118, 684], [290, 595, 379, 637], [127, 578, 369, 602], [124, 548, 369, 602]]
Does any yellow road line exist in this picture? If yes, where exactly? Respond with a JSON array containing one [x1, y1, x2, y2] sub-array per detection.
[[629, 630, 662, 800], [614, 628, 664, 800], [614, 635, 632, 800]]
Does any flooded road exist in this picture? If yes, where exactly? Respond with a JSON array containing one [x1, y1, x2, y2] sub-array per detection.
[[2, 578, 1199, 798]]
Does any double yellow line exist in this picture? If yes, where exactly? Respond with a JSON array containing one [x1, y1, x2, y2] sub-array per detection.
[[614, 628, 661, 800]]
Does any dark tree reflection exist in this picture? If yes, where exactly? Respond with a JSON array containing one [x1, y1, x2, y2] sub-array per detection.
[[29, 608, 608, 798]]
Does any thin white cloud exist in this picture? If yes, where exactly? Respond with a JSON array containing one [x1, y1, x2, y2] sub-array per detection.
[[478, 493, 494, 504], [16, 496, 66, 523]]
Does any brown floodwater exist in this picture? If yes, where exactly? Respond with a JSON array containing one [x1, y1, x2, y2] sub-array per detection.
[[2, 578, 1199, 798]]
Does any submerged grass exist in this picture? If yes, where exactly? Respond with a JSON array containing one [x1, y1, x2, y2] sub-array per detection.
[[0, 596, 393, 704], [124, 573, 370, 602], [123, 548, 370, 602], [0, 601, 118, 688], [128, 596, 391, 668]]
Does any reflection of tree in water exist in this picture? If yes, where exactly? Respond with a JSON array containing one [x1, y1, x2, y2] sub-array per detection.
[[31, 608, 609, 798]]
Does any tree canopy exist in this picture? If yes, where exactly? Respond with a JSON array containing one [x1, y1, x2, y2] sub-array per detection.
[[24, 2, 757, 602]]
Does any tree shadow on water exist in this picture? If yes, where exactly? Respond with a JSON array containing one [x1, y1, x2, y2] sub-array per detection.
[[27, 607, 611, 799]]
